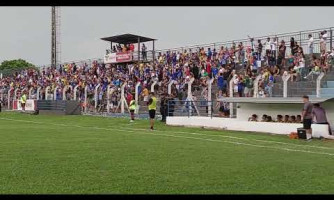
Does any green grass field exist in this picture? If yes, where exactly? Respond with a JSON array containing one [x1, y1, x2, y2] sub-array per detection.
[[0, 112, 334, 194]]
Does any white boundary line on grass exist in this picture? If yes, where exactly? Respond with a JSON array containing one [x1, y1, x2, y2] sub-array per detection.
[[1, 117, 334, 157], [108, 125, 334, 151]]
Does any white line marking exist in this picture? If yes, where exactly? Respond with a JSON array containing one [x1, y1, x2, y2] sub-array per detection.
[[106, 126, 334, 151], [1, 117, 334, 157]]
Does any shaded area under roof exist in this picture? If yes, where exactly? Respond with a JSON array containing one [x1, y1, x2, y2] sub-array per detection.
[[101, 34, 156, 44]]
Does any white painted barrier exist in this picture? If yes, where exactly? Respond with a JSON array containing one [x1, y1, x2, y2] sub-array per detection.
[[107, 85, 115, 113], [229, 76, 235, 118], [53, 86, 59, 100], [166, 116, 332, 139], [207, 78, 214, 117], [7, 88, 13, 110], [84, 85, 88, 113], [63, 85, 73, 100], [13, 88, 19, 100], [151, 80, 158, 92], [135, 82, 141, 113], [37, 87, 41, 100], [282, 74, 291, 98], [94, 84, 101, 109], [12, 99, 37, 111], [29, 88, 33, 99], [316, 72, 325, 98], [168, 80, 175, 95], [45, 86, 51, 100], [73, 85, 79, 101], [253, 74, 262, 98]]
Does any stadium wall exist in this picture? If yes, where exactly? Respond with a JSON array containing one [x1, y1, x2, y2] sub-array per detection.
[[166, 116, 332, 139]]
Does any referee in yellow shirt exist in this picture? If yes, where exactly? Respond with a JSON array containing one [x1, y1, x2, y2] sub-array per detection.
[[148, 92, 157, 130]]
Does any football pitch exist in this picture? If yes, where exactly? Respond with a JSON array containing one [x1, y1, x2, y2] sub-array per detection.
[[0, 112, 334, 194]]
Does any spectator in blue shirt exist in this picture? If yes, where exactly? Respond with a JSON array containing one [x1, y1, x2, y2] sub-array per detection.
[[207, 48, 212, 61], [217, 73, 225, 92]]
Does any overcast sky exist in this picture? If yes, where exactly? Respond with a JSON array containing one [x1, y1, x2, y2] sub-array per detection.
[[0, 6, 333, 66]]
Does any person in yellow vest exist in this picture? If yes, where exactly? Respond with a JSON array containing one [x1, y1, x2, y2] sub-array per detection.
[[148, 92, 157, 130], [20, 91, 27, 111], [129, 99, 136, 122]]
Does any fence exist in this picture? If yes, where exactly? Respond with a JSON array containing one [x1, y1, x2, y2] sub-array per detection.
[[167, 100, 214, 118], [29, 26, 333, 70]]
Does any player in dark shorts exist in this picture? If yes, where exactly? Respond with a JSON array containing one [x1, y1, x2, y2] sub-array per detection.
[[148, 92, 157, 130], [302, 95, 313, 140]]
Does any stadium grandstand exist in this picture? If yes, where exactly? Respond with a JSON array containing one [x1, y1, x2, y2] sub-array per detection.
[[1, 26, 334, 129]]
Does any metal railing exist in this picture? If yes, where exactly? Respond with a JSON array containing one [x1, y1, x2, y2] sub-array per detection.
[[30, 26, 333, 69], [167, 100, 213, 118]]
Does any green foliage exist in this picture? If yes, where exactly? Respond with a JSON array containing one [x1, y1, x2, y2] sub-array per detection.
[[0, 59, 37, 71]]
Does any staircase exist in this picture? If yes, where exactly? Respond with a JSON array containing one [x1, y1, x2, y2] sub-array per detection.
[[318, 75, 334, 98]]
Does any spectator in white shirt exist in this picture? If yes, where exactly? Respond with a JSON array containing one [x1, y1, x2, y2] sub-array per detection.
[[264, 37, 271, 65], [320, 30, 328, 52], [271, 37, 278, 66], [308, 34, 314, 55]]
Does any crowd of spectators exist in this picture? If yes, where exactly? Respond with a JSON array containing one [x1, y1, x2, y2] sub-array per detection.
[[1, 30, 334, 113]]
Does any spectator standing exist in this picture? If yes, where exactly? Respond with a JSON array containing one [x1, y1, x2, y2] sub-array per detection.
[[141, 87, 149, 103], [270, 37, 278, 66], [207, 48, 212, 61], [213, 48, 217, 60], [290, 37, 295, 55], [243, 75, 253, 97], [257, 39, 263, 60], [302, 95, 313, 140], [129, 43, 135, 52], [142, 44, 147, 61], [278, 40, 286, 68], [320, 50, 329, 73], [264, 37, 271, 65], [308, 34, 314, 55], [320, 30, 328, 52], [160, 94, 168, 122]]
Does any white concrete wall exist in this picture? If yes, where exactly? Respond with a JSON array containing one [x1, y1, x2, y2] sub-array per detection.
[[166, 116, 332, 139]]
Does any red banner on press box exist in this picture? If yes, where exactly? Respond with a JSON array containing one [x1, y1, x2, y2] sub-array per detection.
[[116, 52, 132, 62]]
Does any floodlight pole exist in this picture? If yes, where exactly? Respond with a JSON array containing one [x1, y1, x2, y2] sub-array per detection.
[[138, 37, 140, 61], [153, 40, 155, 62]]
